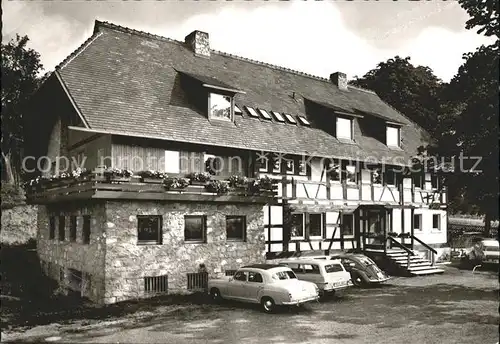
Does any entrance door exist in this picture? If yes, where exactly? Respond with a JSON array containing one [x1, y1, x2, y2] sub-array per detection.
[[366, 210, 384, 247]]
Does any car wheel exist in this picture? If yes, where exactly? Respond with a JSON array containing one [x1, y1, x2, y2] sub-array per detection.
[[352, 274, 364, 287], [210, 288, 223, 303], [261, 297, 276, 313]]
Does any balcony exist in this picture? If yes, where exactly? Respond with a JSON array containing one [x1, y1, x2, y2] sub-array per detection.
[[24, 170, 278, 205]]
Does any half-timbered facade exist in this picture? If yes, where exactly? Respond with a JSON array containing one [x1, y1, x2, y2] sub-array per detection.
[[26, 21, 447, 303]]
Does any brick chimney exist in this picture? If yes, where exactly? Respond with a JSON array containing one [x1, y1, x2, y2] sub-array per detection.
[[185, 30, 210, 58], [330, 72, 348, 91]]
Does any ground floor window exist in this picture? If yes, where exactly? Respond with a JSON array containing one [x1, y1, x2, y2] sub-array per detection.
[[414, 214, 422, 231], [49, 216, 56, 239], [58, 216, 65, 241], [290, 213, 305, 238], [432, 214, 441, 230], [309, 213, 323, 238], [82, 215, 91, 244], [137, 215, 163, 244], [69, 216, 77, 242], [187, 272, 208, 290], [184, 215, 206, 243], [342, 214, 354, 237], [226, 216, 246, 241]]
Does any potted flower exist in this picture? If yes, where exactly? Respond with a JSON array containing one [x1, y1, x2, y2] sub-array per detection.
[[205, 180, 229, 194], [227, 175, 248, 188], [187, 172, 211, 185], [103, 167, 133, 182], [137, 170, 166, 184], [248, 176, 274, 194], [163, 177, 190, 191]]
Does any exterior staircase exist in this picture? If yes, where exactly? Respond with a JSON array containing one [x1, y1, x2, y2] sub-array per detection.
[[384, 249, 445, 276], [365, 248, 445, 276]]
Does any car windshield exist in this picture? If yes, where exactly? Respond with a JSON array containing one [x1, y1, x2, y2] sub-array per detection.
[[325, 264, 344, 273], [272, 270, 297, 280]]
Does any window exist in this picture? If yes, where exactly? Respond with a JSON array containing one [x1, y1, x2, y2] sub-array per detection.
[[344, 164, 357, 184], [234, 105, 243, 114], [309, 214, 323, 238], [204, 154, 221, 175], [336, 117, 352, 140], [165, 150, 180, 173], [414, 214, 422, 231], [285, 114, 297, 124], [384, 169, 397, 186], [144, 275, 168, 294], [209, 93, 232, 121], [342, 214, 354, 237], [69, 216, 77, 242], [58, 216, 65, 241], [386, 126, 400, 147], [137, 215, 162, 244], [431, 174, 439, 189], [291, 213, 304, 238], [285, 159, 294, 174], [257, 154, 269, 172], [187, 272, 208, 290], [82, 215, 91, 244], [97, 148, 105, 167], [245, 106, 259, 118], [184, 215, 206, 243], [257, 108, 272, 120], [272, 156, 281, 173], [303, 264, 321, 274], [371, 168, 382, 184], [325, 264, 344, 273], [49, 216, 56, 240], [326, 159, 340, 182], [432, 214, 441, 230], [298, 116, 311, 126], [248, 271, 263, 283], [271, 111, 285, 122], [272, 271, 297, 280], [413, 173, 423, 188], [226, 216, 246, 241], [298, 159, 307, 176], [233, 271, 247, 281]]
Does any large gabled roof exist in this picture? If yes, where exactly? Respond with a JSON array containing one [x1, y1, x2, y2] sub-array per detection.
[[53, 20, 429, 165]]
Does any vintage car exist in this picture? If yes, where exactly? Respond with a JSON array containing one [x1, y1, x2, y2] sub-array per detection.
[[328, 254, 390, 286], [278, 259, 352, 296], [462, 239, 499, 266], [207, 264, 319, 313]]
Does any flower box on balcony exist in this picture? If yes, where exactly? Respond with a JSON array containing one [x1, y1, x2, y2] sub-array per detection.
[[107, 176, 132, 183], [190, 181, 208, 186]]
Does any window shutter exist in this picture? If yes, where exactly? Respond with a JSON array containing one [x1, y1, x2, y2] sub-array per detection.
[[179, 151, 188, 174]]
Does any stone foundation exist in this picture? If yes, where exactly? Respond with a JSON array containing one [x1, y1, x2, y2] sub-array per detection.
[[37, 202, 107, 303], [37, 200, 266, 304], [104, 201, 266, 303]]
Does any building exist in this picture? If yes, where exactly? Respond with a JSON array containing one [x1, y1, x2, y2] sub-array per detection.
[[25, 20, 447, 304]]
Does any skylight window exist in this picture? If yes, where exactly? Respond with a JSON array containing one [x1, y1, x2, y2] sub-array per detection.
[[257, 109, 272, 120], [285, 114, 297, 124], [271, 111, 285, 122], [245, 106, 259, 118], [298, 116, 310, 126], [209, 93, 232, 121], [234, 105, 243, 115]]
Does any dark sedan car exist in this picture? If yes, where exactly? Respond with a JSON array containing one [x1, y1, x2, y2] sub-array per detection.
[[329, 254, 390, 286]]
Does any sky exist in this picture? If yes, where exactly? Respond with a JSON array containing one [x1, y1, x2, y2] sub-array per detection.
[[1, 0, 495, 82]]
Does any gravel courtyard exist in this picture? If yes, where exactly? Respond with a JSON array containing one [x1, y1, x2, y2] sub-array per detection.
[[2, 266, 498, 344]]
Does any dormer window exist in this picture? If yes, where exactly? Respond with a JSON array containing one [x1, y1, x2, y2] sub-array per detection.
[[209, 93, 233, 121], [336, 117, 353, 141], [386, 125, 400, 147]]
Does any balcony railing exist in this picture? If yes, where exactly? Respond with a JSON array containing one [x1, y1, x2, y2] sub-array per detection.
[[25, 171, 278, 204]]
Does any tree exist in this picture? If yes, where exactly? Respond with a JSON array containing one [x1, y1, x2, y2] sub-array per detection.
[[443, 45, 499, 235], [1, 35, 43, 185], [350, 56, 443, 135], [458, 0, 499, 39]]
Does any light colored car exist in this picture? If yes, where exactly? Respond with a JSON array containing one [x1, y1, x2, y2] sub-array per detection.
[[464, 239, 499, 265], [207, 264, 319, 313], [278, 259, 352, 297]]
